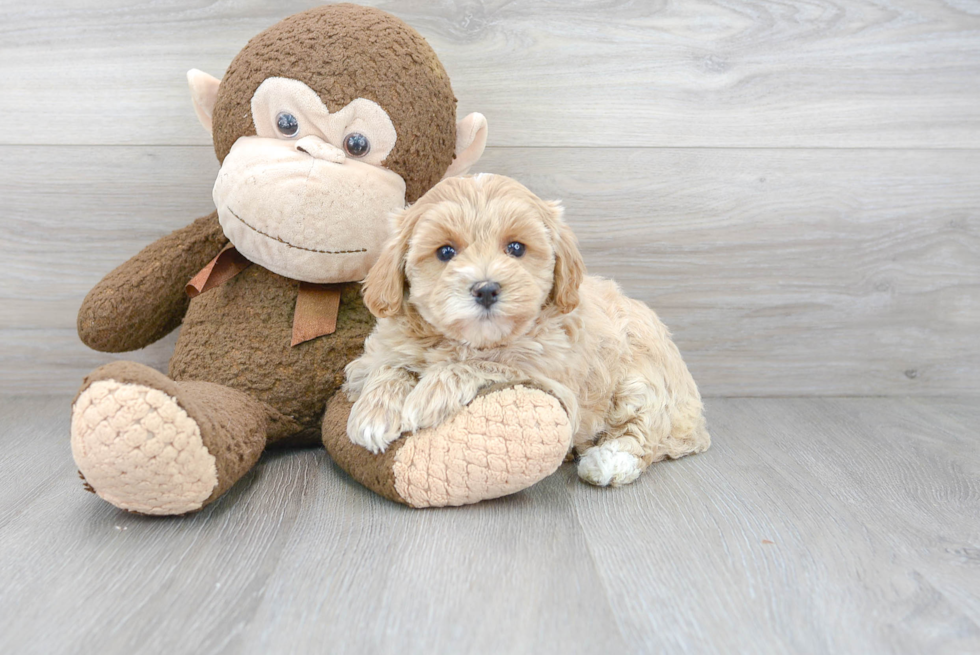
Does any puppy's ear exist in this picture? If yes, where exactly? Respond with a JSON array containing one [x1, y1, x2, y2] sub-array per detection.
[[362, 208, 412, 318], [546, 201, 585, 314]]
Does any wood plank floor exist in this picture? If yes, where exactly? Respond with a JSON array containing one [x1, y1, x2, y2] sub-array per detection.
[[1, 395, 977, 655]]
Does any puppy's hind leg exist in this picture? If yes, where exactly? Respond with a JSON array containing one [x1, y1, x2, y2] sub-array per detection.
[[577, 373, 666, 487], [577, 366, 708, 486]]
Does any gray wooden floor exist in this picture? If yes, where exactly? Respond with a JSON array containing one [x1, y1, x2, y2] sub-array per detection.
[[1, 395, 977, 655]]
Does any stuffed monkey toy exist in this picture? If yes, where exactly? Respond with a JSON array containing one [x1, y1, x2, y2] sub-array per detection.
[[71, 4, 571, 514]]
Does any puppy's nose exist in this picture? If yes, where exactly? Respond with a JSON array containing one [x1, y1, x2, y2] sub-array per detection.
[[471, 281, 501, 308]]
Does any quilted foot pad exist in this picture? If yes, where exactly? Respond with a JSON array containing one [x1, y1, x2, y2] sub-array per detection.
[[71, 380, 218, 515], [392, 385, 571, 507]]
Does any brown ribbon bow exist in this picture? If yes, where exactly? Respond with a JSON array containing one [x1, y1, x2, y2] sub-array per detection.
[[186, 244, 343, 346]]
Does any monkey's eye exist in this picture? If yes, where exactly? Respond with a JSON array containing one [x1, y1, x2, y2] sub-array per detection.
[[436, 245, 456, 262], [344, 133, 370, 157], [506, 242, 526, 258], [276, 112, 299, 138]]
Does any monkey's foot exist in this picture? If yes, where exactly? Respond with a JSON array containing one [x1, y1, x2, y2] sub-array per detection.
[[71, 361, 276, 516], [72, 378, 218, 515], [324, 384, 571, 507]]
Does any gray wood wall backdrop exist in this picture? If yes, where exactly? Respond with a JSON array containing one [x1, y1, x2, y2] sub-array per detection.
[[1, 0, 978, 397]]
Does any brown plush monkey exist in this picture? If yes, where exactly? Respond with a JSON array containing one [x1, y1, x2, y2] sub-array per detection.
[[71, 4, 571, 514]]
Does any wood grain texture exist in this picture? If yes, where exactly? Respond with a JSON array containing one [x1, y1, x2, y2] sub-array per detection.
[[1, 395, 977, 654], [0, 0, 978, 148], [2, 145, 977, 396], [572, 396, 980, 654]]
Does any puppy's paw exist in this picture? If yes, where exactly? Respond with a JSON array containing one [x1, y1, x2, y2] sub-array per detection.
[[401, 390, 462, 433], [401, 377, 478, 433], [347, 396, 404, 454], [577, 441, 643, 487]]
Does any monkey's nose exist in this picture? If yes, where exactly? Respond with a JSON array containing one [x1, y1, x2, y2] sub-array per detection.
[[295, 135, 346, 164], [471, 281, 501, 309]]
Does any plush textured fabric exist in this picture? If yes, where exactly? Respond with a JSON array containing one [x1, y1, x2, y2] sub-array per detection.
[[212, 133, 407, 284], [77, 212, 227, 353], [187, 68, 220, 133], [249, 79, 398, 162], [211, 3, 457, 203], [322, 385, 572, 508], [393, 385, 571, 507], [170, 274, 374, 431], [322, 392, 409, 504], [442, 113, 488, 179], [73, 361, 296, 513], [72, 379, 218, 515]]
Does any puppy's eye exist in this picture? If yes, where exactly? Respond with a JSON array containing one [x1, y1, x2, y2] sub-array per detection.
[[436, 245, 456, 262], [505, 242, 526, 258], [276, 112, 299, 138]]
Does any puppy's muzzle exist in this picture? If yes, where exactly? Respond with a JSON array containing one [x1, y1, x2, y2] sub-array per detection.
[[471, 281, 501, 308]]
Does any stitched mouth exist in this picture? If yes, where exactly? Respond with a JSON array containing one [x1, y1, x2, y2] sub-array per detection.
[[228, 208, 367, 255]]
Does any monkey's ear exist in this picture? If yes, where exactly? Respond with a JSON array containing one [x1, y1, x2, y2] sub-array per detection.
[[442, 113, 488, 179], [187, 69, 221, 135]]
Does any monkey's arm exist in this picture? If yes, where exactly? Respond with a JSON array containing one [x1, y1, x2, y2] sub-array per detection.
[[77, 211, 228, 353], [323, 383, 573, 508]]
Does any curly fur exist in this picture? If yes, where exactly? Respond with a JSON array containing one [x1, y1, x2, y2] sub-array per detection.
[[344, 174, 710, 485]]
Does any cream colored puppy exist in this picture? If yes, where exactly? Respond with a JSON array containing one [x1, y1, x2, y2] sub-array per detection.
[[344, 174, 710, 486]]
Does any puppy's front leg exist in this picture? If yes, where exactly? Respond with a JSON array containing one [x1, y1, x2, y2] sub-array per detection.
[[346, 365, 416, 454], [401, 361, 523, 432]]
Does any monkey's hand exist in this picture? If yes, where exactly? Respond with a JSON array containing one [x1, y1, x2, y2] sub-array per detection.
[[77, 212, 227, 353], [401, 361, 524, 433], [346, 366, 416, 454]]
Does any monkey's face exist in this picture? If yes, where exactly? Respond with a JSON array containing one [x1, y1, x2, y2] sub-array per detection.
[[212, 78, 407, 284], [191, 5, 490, 283]]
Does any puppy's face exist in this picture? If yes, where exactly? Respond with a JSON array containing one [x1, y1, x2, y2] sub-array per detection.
[[363, 174, 585, 348], [405, 182, 556, 347]]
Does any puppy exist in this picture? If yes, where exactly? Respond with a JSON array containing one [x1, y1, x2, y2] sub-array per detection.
[[344, 174, 710, 486]]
